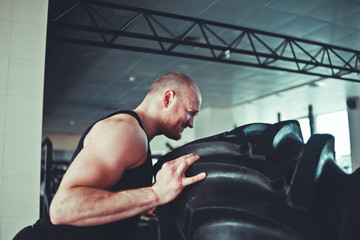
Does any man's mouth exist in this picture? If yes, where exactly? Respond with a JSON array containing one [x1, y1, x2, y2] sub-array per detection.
[[180, 124, 187, 132]]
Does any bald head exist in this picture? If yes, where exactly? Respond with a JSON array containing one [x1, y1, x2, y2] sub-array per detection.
[[147, 72, 197, 98]]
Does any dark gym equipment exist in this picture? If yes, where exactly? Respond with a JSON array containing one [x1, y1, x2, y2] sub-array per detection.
[[154, 120, 360, 240], [40, 139, 70, 218]]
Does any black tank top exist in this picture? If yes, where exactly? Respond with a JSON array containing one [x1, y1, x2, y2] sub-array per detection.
[[33, 110, 153, 240]]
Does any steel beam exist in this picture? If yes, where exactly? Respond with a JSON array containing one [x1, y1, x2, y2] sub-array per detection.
[[48, 0, 360, 82]]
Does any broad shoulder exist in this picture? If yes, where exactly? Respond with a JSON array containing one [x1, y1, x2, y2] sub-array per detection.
[[57, 113, 149, 190], [84, 113, 148, 168]]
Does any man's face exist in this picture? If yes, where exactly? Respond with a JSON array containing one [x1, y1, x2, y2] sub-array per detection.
[[164, 85, 202, 140]]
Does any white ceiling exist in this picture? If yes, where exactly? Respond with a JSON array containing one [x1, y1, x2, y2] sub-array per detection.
[[42, 0, 360, 134]]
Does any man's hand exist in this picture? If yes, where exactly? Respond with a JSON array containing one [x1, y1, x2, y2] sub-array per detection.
[[151, 153, 206, 205]]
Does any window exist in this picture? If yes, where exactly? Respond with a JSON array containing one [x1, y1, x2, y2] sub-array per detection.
[[297, 111, 351, 173]]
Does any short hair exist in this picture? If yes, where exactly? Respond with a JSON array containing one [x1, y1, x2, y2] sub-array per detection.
[[147, 72, 195, 97]]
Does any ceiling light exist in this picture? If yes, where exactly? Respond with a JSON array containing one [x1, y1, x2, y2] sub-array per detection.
[[224, 50, 231, 59], [308, 81, 325, 87], [129, 76, 136, 82]]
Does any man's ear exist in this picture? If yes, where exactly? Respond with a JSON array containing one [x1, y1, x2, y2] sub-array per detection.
[[163, 90, 175, 108]]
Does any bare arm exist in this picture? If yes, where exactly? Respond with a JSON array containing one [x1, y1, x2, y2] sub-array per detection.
[[51, 184, 160, 226], [50, 117, 205, 226]]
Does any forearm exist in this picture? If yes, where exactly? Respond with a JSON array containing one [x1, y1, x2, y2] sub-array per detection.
[[50, 186, 160, 226]]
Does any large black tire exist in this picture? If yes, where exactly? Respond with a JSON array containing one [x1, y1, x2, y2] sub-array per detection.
[[154, 120, 359, 240]]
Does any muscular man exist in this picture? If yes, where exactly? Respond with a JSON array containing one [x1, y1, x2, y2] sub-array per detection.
[[13, 72, 206, 240]]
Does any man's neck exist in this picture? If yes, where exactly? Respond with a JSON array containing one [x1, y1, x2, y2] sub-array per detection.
[[133, 108, 159, 141]]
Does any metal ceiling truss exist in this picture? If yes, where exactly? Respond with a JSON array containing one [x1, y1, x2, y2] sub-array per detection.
[[49, 0, 360, 82]]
